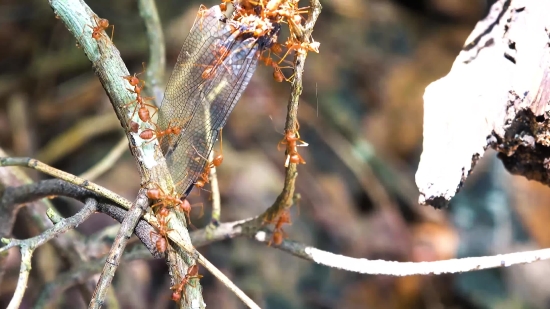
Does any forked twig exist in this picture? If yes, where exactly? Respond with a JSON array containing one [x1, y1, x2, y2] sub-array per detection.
[[0, 156, 259, 308], [5, 180, 550, 281], [240, 0, 322, 234], [1, 198, 98, 309], [0, 157, 132, 209]]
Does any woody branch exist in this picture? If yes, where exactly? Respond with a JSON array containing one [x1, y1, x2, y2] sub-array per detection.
[[47, 0, 200, 308], [6, 177, 550, 281], [239, 0, 322, 236]]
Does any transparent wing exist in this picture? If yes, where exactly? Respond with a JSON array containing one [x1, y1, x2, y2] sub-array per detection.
[[158, 5, 230, 130], [158, 5, 261, 196]]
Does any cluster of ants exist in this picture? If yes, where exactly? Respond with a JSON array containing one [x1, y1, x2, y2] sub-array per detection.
[[226, 0, 319, 82], [83, 0, 314, 303]]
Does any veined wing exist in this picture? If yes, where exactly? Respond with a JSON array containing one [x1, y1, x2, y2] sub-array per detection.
[[158, 5, 263, 196]]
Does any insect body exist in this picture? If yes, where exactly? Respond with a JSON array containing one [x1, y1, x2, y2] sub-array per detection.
[[157, 5, 280, 197], [171, 265, 203, 303]]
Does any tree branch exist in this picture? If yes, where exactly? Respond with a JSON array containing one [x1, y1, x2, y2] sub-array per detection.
[[240, 0, 322, 235], [47, 1, 205, 306], [34, 245, 153, 308], [137, 0, 165, 104], [1, 198, 98, 309], [89, 191, 149, 309]]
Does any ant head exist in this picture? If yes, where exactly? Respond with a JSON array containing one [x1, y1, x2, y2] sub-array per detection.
[[273, 69, 284, 82], [128, 76, 140, 86], [157, 207, 170, 217], [155, 237, 167, 253], [180, 199, 191, 213], [172, 127, 182, 135], [147, 188, 162, 200], [272, 230, 283, 246], [98, 18, 109, 28], [195, 179, 205, 188], [201, 67, 214, 79], [171, 291, 181, 303], [92, 30, 101, 40], [271, 42, 283, 54], [188, 264, 199, 276], [278, 211, 291, 222]]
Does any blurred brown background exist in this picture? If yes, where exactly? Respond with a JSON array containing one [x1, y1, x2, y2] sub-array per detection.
[[3, 0, 550, 308]]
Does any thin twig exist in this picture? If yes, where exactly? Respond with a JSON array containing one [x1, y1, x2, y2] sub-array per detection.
[[2, 198, 98, 309], [0, 158, 254, 308], [89, 191, 149, 309], [8, 246, 32, 309], [0, 149, 86, 264], [79, 136, 128, 181], [137, 0, 165, 104], [206, 147, 221, 236], [34, 245, 152, 309], [9, 178, 544, 282], [47, 2, 204, 307], [0, 198, 98, 253], [193, 219, 550, 277], [240, 0, 322, 234], [0, 157, 132, 209], [1, 178, 161, 258]]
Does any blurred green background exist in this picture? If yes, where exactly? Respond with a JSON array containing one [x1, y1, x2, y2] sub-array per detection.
[[3, 0, 550, 308]]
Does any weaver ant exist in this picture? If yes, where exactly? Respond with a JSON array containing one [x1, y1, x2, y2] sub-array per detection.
[[123, 94, 157, 123], [122, 64, 157, 123], [278, 123, 308, 167], [84, 15, 114, 42], [197, 45, 232, 80], [192, 129, 224, 188], [147, 185, 203, 226], [171, 264, 203, 303], [123, 62, 146, 96], [150, 207, 172, 254], [264, 210, 292, 246], [278, 37, 320, 62], [139, 120, 183, 146]]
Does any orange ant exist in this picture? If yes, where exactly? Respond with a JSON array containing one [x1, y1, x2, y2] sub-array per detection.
[[279, 38, 320, 62], [191, 129, 224, 189], [85, 15, 114, 42], [123, 95, 157, 123], [147, 185, 203, 227], [264, 210, 292, 246], [139, 120, 183, 146], [278, 123, 308, 167], [197, 46, 232, 80], [260, 53, 294, 82], [122, 62, 146, 96], [219, 0, 232, 11], [150, 207, 172, 254], [122, 63, 157, 123], [171, 264, 203, 303]]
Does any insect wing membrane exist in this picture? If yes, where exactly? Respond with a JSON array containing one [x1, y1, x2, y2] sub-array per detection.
[[159, 5, 261, 196], [178, 40, 259, 196], [158, 5, 228, 138]]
